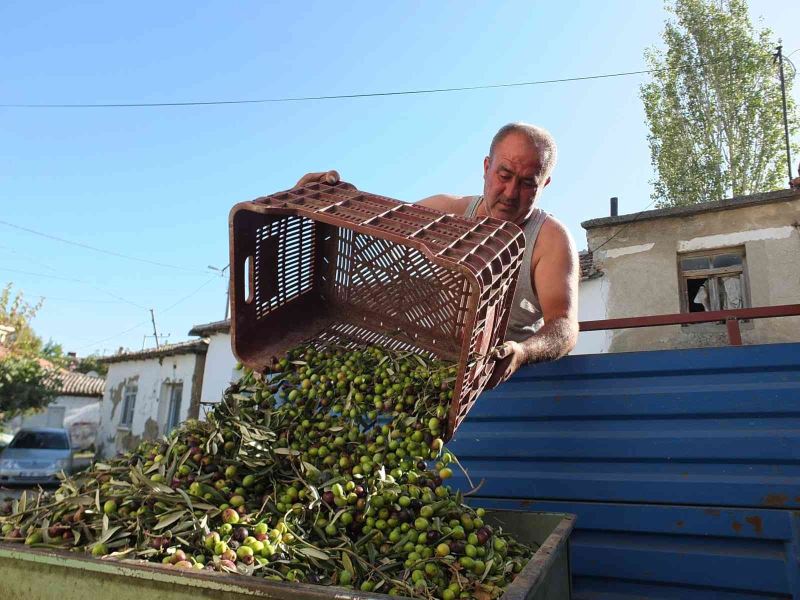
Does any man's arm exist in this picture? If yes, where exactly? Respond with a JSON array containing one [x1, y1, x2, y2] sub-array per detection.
[[486, 217, 579, 388], [417, 194, 468, 214]]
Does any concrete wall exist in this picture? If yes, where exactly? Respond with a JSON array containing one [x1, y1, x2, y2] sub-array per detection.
[[8, 395, 101, 451], [198, 332, 238, 413], [98, 353, 204, 458], [585, 196, 800, 352], [572, 276, 612, 354], [12, 395, 99, 432]]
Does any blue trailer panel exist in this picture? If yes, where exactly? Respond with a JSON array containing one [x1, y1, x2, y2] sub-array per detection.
[[449, 342, 800, 599]]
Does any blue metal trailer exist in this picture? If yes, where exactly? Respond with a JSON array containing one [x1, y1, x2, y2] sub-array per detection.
[[448, 342, 800, 599]]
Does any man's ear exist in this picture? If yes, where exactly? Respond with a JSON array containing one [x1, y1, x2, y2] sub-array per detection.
[[483, 156, 490, 178], [543, 176, 552, 189]]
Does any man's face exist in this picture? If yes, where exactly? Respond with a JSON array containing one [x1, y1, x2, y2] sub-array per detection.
[[482, 132, 550, 225]]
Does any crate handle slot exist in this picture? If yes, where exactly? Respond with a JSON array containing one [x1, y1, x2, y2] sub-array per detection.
[[243, 255, 254, 304]]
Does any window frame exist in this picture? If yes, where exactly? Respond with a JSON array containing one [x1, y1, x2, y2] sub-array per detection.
[[677, 247, 750, 314], [165, 383, 183, 433], [120, 384, 138, 428]]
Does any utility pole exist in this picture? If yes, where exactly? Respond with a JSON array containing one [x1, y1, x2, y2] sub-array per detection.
[[208, 264, 231, 320], [150, 308, 160, 349], [225, 280, 230, 321], [774, 45, 793, 183]]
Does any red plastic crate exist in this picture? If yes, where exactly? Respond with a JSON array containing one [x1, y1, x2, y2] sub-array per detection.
[[229, 182, 525, 439]]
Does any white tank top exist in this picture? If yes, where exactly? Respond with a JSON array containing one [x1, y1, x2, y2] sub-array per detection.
[[465, 196, 548, 342]]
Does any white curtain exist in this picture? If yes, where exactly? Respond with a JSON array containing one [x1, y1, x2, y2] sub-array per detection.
[[722, 276, 742, 309]]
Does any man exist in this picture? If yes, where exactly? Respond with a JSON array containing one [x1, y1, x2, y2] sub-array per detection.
[[294, 123, 579, 388]]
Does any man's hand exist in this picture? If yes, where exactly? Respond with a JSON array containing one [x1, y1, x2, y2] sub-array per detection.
[[485, 341, 527, 389], [294, 170, 340, 187], [293, 170, 356, 191]]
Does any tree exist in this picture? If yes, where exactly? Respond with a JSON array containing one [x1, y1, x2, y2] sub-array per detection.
[[0, 356, 59, 423], [641, 0, 798, 207], [0, 284, 44, 355], [75, 354, 108, 377], [0, 284, 61, 423]]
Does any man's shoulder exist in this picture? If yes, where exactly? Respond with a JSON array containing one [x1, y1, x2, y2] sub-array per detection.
[[417, 194, 474, 215], [534, 213, 576, 258], [539, 213, 571, 239]]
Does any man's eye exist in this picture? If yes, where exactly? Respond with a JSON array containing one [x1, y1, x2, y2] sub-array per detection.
[[499, 172, 511, 180]]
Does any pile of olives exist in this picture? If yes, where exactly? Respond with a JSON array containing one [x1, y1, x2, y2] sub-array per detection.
[[0, 343, 532, 600]]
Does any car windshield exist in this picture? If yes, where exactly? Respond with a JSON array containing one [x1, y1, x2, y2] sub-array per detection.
[[9, 431, 69, 450]]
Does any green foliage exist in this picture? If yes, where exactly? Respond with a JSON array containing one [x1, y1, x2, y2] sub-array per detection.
[[76, 354, 109, 377], [641, 0, 798, 207], [0, 355, 60, 423], [0, 283, 61, 422], [0, 283, 44, 356], [41, 340, 69, 369]]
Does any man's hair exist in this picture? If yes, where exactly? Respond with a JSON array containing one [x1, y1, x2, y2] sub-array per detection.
[[489, 123, 557, 179]]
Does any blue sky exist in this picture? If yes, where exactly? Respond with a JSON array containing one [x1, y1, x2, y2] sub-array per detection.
[[2, 1, 798, 356]]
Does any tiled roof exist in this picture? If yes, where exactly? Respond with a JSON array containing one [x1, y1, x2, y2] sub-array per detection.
[[98, 339, 209, 364], [0, 345, 53, 371], [57, 370, 105, 397], [188, 319, 230, 337], [0, 346, 105, 397], [579, 250, 599, 280]]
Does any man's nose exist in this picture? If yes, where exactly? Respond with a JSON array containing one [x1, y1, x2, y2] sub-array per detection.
[[505, 178, 521, 200]]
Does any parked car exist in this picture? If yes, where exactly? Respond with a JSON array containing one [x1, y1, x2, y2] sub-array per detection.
[[0, 427, 73, 485]]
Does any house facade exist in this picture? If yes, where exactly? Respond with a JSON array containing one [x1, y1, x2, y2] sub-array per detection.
[[573, 251, 610, 355], [97, 339, 207, 458], [0, 342, 106, 449], [187, 319, 237, 412], [13, 370, 105, 450], [578, 188, 800, 353]]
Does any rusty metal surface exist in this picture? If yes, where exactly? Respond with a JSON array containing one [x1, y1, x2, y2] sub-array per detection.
[[580, 303, 800, 331], [726, 317, 743, 345], [448, 341, 800, 599], [228, 181, 526, 440], [0, 509, 573, 600]]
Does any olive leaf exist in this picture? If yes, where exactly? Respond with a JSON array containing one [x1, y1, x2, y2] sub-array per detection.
[[341, 551, 356, 578], [153, 510, 184, 530], [97, 525, 122, 545], [297, 546, 331, 561]]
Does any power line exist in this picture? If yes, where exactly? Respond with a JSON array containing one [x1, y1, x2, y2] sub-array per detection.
[[0, 266, 148, 310], [0, 219, 210, 275], [0, 240, 216, 311], [75, 275, 225, 351], [0, 61, 736, 109], [161, 276, 220, 313], [592, 198, 659, 253], [28, 294, 131, 304], [74, 319, 153, 351]]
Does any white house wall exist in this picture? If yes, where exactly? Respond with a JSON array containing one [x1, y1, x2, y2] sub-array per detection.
[[572, 276, 611, 354], [198, 332, 238, 413], [15, 395, 98, 428], [99, 353, 203, 458]]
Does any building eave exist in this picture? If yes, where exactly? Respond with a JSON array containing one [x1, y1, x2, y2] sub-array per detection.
[[582, 188, 800, 230], [188, 319, 230, 337], [98, 339, 209, 365]]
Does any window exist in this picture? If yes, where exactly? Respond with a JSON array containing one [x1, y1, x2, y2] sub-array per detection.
[[679, 248, 748, 313], [10, 430, 69, 450], [166, 384, 183, 433], [120, 384, 137, 427]]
